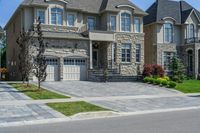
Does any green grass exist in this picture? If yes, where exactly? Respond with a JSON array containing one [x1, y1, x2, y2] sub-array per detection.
[[175, 80, 200, 93], [47, 101, 109, 116], [9, 83, 70, 100]]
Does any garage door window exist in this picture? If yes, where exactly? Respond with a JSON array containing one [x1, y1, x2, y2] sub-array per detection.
[[64, 59, 86, 65], [46, 59, 58, 65]]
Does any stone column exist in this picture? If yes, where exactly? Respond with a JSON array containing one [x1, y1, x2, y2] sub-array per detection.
[[59, 57, 64, 81], [90, 40, 93, 69]]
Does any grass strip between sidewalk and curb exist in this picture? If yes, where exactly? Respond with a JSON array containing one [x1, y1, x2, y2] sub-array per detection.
[[175, 80, 200, 93], [9, 83, 70, 100], [47, 101, 110, 116]]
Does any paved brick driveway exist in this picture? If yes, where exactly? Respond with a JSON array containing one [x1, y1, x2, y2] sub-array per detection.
[[42, 81, 200, 113], [41, 81, 181, 98], [0, 83, 65, 125]]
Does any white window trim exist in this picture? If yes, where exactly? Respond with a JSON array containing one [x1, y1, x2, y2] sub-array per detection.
[[121, 43, 131, 63], [163, 21, 174, 44], [134, 17, 141, 33], [36, 9, 46, 24], [186, 23, 196, 38], [50, 7, 64, 26], [136, 44, 141, 63], [119, 10, 132, 32], [87, 16, 96, 30], [110, 15, 117, 31], [66, 12, 77, 27]]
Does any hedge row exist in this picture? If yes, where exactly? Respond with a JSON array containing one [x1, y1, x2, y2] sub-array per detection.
[[144, 77, 177, 88]]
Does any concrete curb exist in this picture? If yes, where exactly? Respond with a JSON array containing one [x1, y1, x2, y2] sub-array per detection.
[[1, 106, 200, 128]]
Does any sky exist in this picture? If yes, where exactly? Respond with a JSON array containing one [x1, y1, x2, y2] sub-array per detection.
[[0, 0, 200, 28]]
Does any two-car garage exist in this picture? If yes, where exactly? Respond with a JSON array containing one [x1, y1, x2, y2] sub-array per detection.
[[33, 58, 87, 82]]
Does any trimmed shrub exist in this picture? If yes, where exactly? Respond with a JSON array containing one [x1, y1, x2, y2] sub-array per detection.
[[144, 77, 150, 83], [168, 81, 177, 88], [143, 64, 153, 77], [154, 79, 162, 85], [149, 77, 155, 84], [163, 76, 170, 81], [161, 79, 168, 86], [152, 64, 165, 77]]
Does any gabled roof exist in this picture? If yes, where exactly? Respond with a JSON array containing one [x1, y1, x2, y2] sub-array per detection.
[[21, 0, 147, 15], [144, 0, 200, 25]]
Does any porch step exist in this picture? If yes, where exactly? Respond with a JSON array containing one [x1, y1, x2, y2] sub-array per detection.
[[88, 75, 142, 82]]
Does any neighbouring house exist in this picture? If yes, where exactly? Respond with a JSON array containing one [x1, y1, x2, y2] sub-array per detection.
[[144, 0, 200, 78], [4, 0, 147, 82]]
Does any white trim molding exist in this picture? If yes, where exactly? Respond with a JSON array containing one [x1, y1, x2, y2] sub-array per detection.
[[116, 5, 135, 10]]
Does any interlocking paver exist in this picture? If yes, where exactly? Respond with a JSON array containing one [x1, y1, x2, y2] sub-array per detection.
[[41, 81, 181, 98], [0, 83, 66, 125], [91, 96, 200, 112]]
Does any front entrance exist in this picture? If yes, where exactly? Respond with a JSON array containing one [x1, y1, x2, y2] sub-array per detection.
[[93, 50, 98, 68], [63, 58, 87, 81]]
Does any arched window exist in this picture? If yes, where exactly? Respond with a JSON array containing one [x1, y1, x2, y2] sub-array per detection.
[[187, 50, 193, 73], [164, 22, 173, 43], [189, 24, 195, 38], [51, 8, 63, 25], [121, 12, 131, 32]]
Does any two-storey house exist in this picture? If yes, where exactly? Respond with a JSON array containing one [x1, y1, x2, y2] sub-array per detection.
[[5, 0, 147, 81], [144, 0, 200, 78]]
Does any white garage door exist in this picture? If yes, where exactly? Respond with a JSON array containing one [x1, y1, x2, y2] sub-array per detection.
[[46, 58, 59, 81], [63, 59, 87, 81]]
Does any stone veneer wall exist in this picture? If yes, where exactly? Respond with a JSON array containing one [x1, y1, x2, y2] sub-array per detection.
[[31, 38, 90, 81], [179, 43, 200, 78], [114, 33, 145, 76], [156, 43, 177, 65]]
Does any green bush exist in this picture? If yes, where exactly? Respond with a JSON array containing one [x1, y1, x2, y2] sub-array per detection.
[[168, 81, 177, 88], [161, 80, 168, 86], [163, 76, 170, 81], [154, 79, 162, 85], [149, 78, 155, 84], [144, 77, 150, 83]]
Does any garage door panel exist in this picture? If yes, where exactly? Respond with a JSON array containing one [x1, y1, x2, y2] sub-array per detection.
[[63, 59, 87, 81]]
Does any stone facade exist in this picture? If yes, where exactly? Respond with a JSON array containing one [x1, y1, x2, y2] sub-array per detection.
[[31, 38, 90, 81], [156, 43, 177, 65], [114, 33, 145, 76]]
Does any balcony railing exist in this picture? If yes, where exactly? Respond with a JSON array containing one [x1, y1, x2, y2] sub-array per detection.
[[185, 37, 200, 44], [80, 24, 112, 33]]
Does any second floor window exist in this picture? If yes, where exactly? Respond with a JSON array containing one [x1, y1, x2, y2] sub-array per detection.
[[187, 24, 195, 38], [134, 18, 140, 33], [87, 17, 95, 30], [110, 16, 116, 31], [67, 14, 75, 26], [37, 10, 45, 24], [121, 13, 131, 32], [164, 23, 173, 43], [136, 44, 141, 62], [121, 43, 131, 62], [51, 8, 63, 25]]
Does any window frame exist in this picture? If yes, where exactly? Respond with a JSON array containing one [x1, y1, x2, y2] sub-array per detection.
[[163, 52, 175, 71], [136, 44, 141, 63], [120, 11, 131, 32], [50, 7, 63, 25], [110, 15, 117, 31], [164, 22, 173, 43], [134, 17, 141, 33], [66, 12, 76, 27], [187, 24, 195, 38], [36, 9, 46, 24], [121, 43, 131, 63], [87, 16, 96, 31]]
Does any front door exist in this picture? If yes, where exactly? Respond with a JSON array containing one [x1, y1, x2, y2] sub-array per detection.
[[93, 50, 98, 68]]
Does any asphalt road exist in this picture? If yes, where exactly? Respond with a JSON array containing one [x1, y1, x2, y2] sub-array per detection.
[[1, 109, 200, 133]]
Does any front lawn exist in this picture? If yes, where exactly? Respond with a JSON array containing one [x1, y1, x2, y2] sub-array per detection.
[[47, 101, 109, 116], [175, 80, 200, 93], [9, 83, 69, 99]]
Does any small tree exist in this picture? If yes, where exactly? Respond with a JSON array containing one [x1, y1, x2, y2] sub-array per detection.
[[16, 29, 34, 85], [33, 20, 47, 89], [169, 57, 186, 82]]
